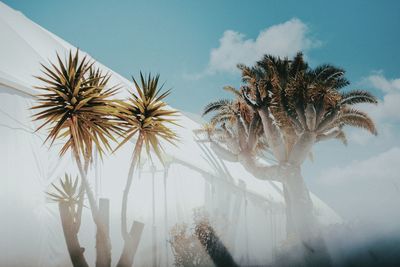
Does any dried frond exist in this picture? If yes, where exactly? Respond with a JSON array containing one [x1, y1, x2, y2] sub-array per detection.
[[338, 108, 377, 135], [223, 86, 241, 97], [310, 64, 349, 89], [340, 90, 378, 105], [335, 130, 348, 146], [289, 52, 308, 78], [203, 99, 233, 116]]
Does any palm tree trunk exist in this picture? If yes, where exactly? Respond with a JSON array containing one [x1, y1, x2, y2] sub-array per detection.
[[76, 156, 99, 222], [75, 156, 112, 267], [281, 166, 331, 266], [258, 108, 286, 162], [59, 202, 89, 267], [96, 198, 111, 267], [120, 135, 143, 239], [163, 167, 169, 266], [116, 221, 144, 267], [282, 166, 315, 240], [151, 166, 157, 267], [117, 135, 145, 267]]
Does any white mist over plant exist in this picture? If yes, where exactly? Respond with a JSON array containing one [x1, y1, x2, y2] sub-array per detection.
[[1, 2, 400, 267]]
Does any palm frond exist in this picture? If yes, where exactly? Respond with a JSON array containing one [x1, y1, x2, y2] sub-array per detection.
[[338, 108, 377, 135], [289, 52, 308, 78], [203, 99, 233, 116], [223, 86, 241, 97], [335, 130, 348, 146], [340, 90, 378, 105]]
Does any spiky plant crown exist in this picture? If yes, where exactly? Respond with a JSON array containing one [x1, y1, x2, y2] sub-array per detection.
[[32, 50, 124, 162], [115, 72, 179, 166], [47, 174, 82, 204]]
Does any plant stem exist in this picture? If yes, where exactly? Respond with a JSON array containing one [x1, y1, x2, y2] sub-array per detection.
[[75, 155, 99, 223], [75, 154, 112, 267], [59, 202, 89, 267], [121, 134, 144, 240]]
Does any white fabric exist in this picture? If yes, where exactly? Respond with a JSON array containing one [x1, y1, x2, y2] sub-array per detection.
[[0, 2, 341, 266]]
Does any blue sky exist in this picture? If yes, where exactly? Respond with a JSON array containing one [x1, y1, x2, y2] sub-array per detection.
[[4, 0, 400, 222], [4, 0, 400, 111]]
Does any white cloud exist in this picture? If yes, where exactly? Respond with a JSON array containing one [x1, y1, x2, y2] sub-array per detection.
[[320, 147, 400, 186], [205, 18, 320, 74], [366, 74, 400, 121], [348, 74, 400, 144], [368, 73, 400, 93], [310, 73, 400, 225], [318, 147, 400, 224]]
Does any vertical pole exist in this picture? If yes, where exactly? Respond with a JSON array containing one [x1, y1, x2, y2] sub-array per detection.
[[163, 166, 169, 266], [151, 165, 157, 267], [99, 198, 109, 237], [96, 198, 111, 267], [229, 180, 245, 253], [269, 207, 275, 261], [94, 147, 100, 201], [244, 191, 249, 265]]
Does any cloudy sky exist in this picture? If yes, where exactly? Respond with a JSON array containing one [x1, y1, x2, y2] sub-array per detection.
[[4, 0, 400, 224]]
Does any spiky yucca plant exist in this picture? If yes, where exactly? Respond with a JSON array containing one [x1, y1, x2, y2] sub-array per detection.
[[115, 72, 179, 267], [33, 51, 122, 160], [47, 174, 83, 205], [32, 50, 122, 218], [47, 174, 85, 238], [47, 174, 88, 267], [32, 50, 123, 267]]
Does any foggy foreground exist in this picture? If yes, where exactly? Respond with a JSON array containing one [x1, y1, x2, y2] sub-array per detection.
[[1, 1, 400, 267], [2, 170, 400, 267]]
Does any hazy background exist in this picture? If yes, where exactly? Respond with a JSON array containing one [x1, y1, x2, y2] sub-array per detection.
[[3, 0, 400, 230]]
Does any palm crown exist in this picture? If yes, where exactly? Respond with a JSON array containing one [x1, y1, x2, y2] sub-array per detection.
[[116, 72, 179, 166], [47, 174, 82, 205], [203, 53, 377, 165], [32, 50, 123, 162]]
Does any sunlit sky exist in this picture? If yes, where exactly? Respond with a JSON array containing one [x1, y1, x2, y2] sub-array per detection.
[[4, 0, 400, 222]]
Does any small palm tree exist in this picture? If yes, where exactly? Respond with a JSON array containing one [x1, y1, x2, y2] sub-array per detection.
[[33, 49, 122, 214], [32, 50, 123, 267], [47, 174, 83, 205], [200, 88, 280, 180], [47, 174, 88, 267], [115, 72, 179, 267], [201, 53, 378, 249]]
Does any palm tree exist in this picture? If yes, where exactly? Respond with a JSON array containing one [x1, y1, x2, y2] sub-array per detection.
[[47, 174, 88, 267], [201, 87, 280, 181], [115, 72, 179, 267], [32, 50, 123, 267], [201, 53, 377, 255]]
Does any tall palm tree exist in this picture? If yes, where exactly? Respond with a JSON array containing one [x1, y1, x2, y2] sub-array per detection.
[[32, 50, 123, 267], [201, 53, 377, 254], [115, 72, 179, 267]]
